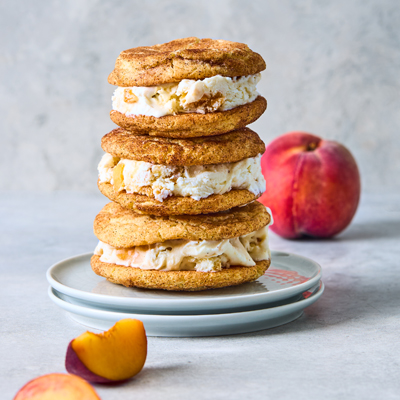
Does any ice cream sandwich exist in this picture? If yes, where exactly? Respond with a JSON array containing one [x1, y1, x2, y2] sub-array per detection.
[[108, 37, 267, 138], [97, 127, 266, 215], [91, 201, 273, 291]]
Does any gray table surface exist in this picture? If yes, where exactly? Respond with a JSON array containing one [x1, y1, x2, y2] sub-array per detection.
[[1, 192, 399, 399]]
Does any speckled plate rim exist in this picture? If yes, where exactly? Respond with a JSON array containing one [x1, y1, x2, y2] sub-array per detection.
[[48, 282, 324, 337], [46, 251, 322, 313]]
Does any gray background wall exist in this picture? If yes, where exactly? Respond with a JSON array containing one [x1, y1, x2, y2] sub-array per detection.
[[1, 0, 399, 194]]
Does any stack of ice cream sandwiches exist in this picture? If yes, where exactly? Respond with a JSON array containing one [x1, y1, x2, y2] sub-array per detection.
[[92, 37, 273, 291]]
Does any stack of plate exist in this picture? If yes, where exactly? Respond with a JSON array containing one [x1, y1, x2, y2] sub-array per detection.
[[46, 251, 323, 337]]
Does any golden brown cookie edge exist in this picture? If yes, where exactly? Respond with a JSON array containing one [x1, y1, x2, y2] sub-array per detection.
[[91, 255, 270, 291], [93, 200, 271, 247], [98, 181, 260, 217], [109, 96, 267, 138]]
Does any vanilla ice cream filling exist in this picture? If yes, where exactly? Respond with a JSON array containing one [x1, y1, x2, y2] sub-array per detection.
[[98, 153, 266, 202], [94, 224, 271, 273], [112, 73, 261, 118]]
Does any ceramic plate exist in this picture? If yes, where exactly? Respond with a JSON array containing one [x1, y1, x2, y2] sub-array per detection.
[[47, 251, 322, 314], [54, 286, 310, 315], [48, 282, 324, 337]]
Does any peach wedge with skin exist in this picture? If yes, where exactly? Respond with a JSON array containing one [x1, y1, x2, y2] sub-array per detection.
[[65, 319, 147, 383], [13, 373, 101, 400]]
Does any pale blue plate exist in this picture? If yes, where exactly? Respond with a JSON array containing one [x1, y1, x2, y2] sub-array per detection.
[[48, 282, 324, 337], [47, 251, 322, 314]]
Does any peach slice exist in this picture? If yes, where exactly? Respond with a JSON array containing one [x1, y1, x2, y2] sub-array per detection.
[[13, 373, 100, 400], [65, 319, 147, 383], [124, 89, 138, 103], [112, 162, 124, 192]]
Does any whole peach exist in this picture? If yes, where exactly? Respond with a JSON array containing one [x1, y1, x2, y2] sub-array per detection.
[[259, 131, 360, 238], [13, 373, 100, 400]]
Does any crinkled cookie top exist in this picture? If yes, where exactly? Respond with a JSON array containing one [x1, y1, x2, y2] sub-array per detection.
[[108, 37, 266, 86], [101, 127, 265, 165], [94, 201, 271, 247]]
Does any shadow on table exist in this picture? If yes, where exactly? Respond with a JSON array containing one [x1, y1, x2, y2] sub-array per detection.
[[272, 218, 400, 243], [242, 272, 400, 338], [240, 217, 400, 338], [337, 218, 400, 242], [95, 364, 188, 389], [242, 282, 400, 337]]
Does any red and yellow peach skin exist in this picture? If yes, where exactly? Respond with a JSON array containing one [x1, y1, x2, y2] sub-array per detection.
[[13, 373, 101, 400], [259, 131, 360, 238]]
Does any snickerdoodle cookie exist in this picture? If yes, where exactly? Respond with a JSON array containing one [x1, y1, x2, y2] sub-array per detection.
[[101, 127, 265, 165], [91, 256, 270, 292], [92, 201, 272, 291], [108, 37, 267, 137]]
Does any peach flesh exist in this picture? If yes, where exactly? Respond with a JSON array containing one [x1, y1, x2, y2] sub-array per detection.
[[66, 341, 112, 384], [259, 131, 360, 238], [13, 373, 100, 400], [65, 319, 147, 383]]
